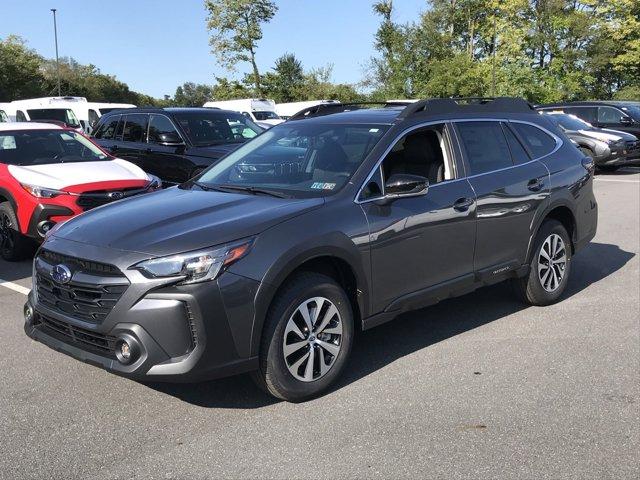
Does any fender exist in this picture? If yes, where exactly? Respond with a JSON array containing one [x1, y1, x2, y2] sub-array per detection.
[[525, 195, 578, 263], [247, 233, 369, 358], [0, 186, 18, 214]]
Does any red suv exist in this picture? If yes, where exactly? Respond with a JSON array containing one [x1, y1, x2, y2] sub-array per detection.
[[0, 123, 160, 260]]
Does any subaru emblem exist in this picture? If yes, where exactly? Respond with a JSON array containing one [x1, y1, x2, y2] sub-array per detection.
[[51, 264, 72, 284], [108, 191, 124, 200]]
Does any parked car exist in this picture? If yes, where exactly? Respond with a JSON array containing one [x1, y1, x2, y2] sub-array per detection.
[[24, 98, 597, 401], [7, 97, 87, 132], [540, 111, 640, 170], [275, 100, 340, 120], [0, 122, 161, 260], [203, 98, 284, 128], [91, 107, 262, 185], [539, 101, 640, 138]]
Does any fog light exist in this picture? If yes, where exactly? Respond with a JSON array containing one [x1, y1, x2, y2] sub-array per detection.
[[36, 221, 55, 237], [114, 334, 140, 365], [24, 303, 34, 325]]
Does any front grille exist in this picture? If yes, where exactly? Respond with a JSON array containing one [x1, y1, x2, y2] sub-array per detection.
[[36, 251, 128, 323], [76, 186, 147, 211], [39, 249, 121, 276], [35, 312, 116, 356], [625, 140, 639, 151]]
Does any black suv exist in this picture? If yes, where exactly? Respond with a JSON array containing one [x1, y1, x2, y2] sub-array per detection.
[[91, 107, 262, 184], [539, 101, 640, 138], [24, 98, 598, 402]]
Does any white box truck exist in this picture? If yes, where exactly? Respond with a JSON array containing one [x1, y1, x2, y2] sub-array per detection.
[[203, 98, 283, 129]]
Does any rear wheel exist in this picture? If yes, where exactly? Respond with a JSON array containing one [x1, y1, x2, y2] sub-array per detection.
[[253, 272, 354, 402], [513, 219, 572, 306], [0, 202, 33, 261]]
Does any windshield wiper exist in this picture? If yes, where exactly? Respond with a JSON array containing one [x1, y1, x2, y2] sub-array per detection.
[[214, 184, 289, 198]]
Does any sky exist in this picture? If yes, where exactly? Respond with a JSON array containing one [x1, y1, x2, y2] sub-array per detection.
[[0, 0, 427, 98]]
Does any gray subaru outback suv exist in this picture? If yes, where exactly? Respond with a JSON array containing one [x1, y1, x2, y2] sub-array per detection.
[[24, 98, 598, 401]]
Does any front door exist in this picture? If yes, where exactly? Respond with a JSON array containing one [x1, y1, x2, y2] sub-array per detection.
[[146, 114, 193, 184], [360, 123, 477, 314]]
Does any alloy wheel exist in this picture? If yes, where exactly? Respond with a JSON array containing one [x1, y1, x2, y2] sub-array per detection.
[[537, 233, 567, 292], [282, 296, 343, 382]]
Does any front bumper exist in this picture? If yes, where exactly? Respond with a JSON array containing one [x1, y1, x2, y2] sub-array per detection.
[[597, 146, 640, 167], [24, 239, 260, 382]]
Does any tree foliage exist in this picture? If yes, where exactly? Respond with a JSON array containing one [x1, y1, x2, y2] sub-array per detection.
[[368, 0, 640, 102], [205, 0, 277, 94]]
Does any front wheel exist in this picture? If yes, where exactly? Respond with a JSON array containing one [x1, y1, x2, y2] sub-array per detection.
[[253, 272, 354, 402], [513, 220, 572, 306], [0, 202, 33, 261]]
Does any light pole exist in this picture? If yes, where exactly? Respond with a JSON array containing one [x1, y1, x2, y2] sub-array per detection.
[[51, 8, 61, 96]]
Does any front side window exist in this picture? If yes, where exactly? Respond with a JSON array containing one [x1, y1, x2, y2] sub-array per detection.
[[88, 109, 100, 127], [196, 123, 389, 198], [456, 121, 513, 175], [598, 106, 627, 124], [16, 111, 27, 122], [148, 115, 181, 143], [121, 114, 148, 143], [359, 123, 455, 201], [93, 115, 121, 140], [0, 129, 109, 166], [172, 111, 262, 147], [511, 123, 557, 158]]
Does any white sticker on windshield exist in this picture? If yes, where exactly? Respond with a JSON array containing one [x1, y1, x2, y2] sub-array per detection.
[[369, 128, 380, 133], [311, 182, 336, 190]]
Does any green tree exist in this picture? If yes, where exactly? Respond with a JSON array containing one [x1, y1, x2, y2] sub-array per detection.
[[173, 82, 215, 106], [262, 53, 305, 102], [0, 36, 45, 101], [204, 0, 278, 94]]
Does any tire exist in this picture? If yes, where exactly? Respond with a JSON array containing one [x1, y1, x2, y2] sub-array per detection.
[[253, 272, 354, 402], [596, 165, 618, 172], [0, 202, 33, 261], [512, 219, 572, 306]]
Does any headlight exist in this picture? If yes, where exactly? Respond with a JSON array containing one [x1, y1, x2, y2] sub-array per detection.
[[132, 239, 253, 284], [21, 183, 65, 198], [147, 175, 162, 190]]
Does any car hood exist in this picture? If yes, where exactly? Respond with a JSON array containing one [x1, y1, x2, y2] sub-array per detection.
[[52, 186, 324, 256], [576, 129, 629, 143], [7, 158, 150, 191], [186, 143, 241, 159]]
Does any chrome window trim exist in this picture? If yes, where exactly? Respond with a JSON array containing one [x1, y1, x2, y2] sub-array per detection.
[[354, 117, 562, 204]]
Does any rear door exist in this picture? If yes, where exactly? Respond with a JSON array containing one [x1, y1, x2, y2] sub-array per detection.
[[146, 114, 192, 184], [112, 113, 149, 170], [454, 120, 551, 278]]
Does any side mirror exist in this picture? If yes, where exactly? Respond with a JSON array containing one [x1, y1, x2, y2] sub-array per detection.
[[384, 174, 429, 198], [158, 132, 184, 146], [620, 116, 633, 125]]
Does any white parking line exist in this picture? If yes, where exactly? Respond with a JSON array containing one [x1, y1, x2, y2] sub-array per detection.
[[595, 178, 640, 184], [0, 279, 30, 295]]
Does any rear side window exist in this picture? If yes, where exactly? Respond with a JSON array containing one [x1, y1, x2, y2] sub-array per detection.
[[511, 123, 557, 158], [502, 124, 530, 165], [93, 115, 121, 140], [456, 121, 513, 175], [122, 114, 148, 143], [16, 111, 27, 122], [148, 115, 180, 143], [565, 107, 597, 124]]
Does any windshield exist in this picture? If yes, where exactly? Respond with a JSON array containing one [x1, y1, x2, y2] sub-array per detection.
[[172, 111, 263, 147], [0, 129, 109, 166], [545, 113, 591, 130], [253, 111, 281, 121], [195, 122, 390, 198], [27, 108, 80, 126]]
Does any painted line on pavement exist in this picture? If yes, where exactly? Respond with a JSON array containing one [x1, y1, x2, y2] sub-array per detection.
[[595, 178, 640, 183], [0, 279, 30, 295]]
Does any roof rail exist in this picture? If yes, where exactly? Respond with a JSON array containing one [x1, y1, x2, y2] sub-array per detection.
[[288, 101, 402, 121], [398, 97, 535, 119]]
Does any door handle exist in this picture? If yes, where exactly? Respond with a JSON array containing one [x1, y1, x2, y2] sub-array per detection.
[[527, 178, 544, 192], [453, 197, 474, 212], [109, 145, 118, 153]]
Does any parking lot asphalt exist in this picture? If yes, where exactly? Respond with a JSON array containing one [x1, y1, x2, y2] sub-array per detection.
[[0, 169, 638, 480]]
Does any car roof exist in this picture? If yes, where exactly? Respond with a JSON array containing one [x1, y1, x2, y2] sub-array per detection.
[[287, 107, 403, 125], [541, 100, 640, 107], [101, 107, 242, 116], [0, 122, 63, 131]]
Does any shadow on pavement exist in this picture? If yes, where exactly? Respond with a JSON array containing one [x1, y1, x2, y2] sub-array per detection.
[[596, 166, 640, 176], [0, 259, 33, 283], [121, 242, 637, 409]]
